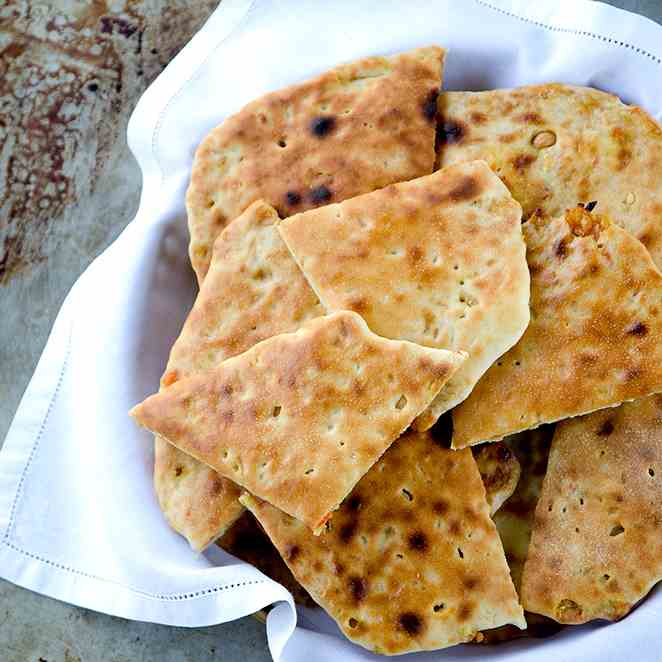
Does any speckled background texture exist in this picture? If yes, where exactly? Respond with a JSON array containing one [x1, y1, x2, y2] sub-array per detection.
[[1, 1, 660, 660]]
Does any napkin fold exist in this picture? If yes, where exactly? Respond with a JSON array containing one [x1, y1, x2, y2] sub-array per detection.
[[2, 1, 662, 660]]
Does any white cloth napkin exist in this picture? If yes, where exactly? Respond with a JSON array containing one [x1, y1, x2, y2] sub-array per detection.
[[2, 1, 662, 659]]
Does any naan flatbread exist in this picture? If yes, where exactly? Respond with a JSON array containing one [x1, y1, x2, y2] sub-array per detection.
[[437, 84, 662, 269], [188, 46, 446, 281], [154, 200, 323, 551], [474, 442, 521, 516], [521, 396, 662, 623], [453, 206, 662, 448], [278, 161, 529, 430], [132, 311, 464, 533], [241, 431, 525, 655]]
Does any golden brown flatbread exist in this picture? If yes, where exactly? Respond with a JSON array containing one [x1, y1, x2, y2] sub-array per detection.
[[154, 439, 243, 552], [132, 311, 465, 533], [521, 396, 662, 624], [241, 431, 525, 655], [154, 200, 323, 551], [437, 84, 662, 270], [221, 443, 525, 611], [188, 46, 446, 281], [278, 161, 529, 431], [452, 206, 662, 448], [474, 442, 521, 516]]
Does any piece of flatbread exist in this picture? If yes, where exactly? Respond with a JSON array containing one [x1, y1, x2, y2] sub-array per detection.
[[477, 427, 563, 644], [278, 161, 529, 431], [477, 612, 561, 646], [132, 311, 465, 533], [521, 395, 662, 624], [188, 46, 446, 281], [154, 439, 243, 552], [241, 431, 525, 655], [217, 511, 313, 606], [429, 418, 522, 517], [452, 206, 662, 448], [155, 200, 323, 551], [437, 84, 662, 270], [493, 427, 556, 593], [474, 442, 521, 516]]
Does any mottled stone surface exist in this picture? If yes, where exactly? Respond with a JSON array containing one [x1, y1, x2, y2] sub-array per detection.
[[0, 0, 221, 442], [0, 580, 270, 662], [0, 1, 660, 661]]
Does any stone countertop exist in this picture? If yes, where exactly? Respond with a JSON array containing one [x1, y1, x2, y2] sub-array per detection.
[[1, 1, 660, 661]]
